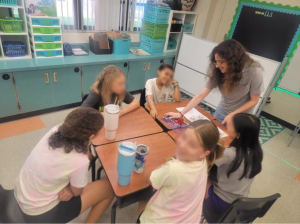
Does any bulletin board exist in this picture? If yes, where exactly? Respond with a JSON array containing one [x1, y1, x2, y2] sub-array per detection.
[[227, 0, 300, 88]]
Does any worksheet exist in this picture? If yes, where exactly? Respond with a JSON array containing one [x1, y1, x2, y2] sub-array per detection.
[[176, 107, 209, 122]]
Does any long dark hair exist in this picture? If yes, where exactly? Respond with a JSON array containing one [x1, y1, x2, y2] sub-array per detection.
[[208, 39, 261, 94], [48, 107, 104, 154], [228, 113, 263, 179]]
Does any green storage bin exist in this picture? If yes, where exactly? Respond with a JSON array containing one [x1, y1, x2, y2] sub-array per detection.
[[32, 26, 61, 34], [0, 18, 23, 33], [35, 42, 62, 49], [141, 20, 168, 39]]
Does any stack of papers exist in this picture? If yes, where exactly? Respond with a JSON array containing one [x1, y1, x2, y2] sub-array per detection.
[[72, 48, 88, 56], [176, 107, 209, 122]]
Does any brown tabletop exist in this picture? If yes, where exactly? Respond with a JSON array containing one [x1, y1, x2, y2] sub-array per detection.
[[92, 107, 163, 145], [145, 99, 216, 130], [168, 120, 233, 148], [96, 133, 176, 197]]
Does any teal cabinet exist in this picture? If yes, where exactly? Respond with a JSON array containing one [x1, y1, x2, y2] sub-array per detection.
[[51, 67, 82, 106], [14, 70, 54, 113], [162, 57, 174, 66], [127, 61, 147, 92], [0, 73, 19, 118], [82, 62, 128, 95], [145, 57, 175, 81]]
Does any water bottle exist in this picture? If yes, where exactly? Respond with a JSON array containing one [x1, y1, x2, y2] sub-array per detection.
[[104, 104, 120, 140], [117, 142, 137, 186]]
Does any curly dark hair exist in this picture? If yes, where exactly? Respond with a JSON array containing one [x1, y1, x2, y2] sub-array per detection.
[[48, 107, 104, 154], [208, 39, 261, 94]]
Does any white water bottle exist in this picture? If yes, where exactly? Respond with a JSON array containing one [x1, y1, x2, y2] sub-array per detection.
[[104, 104, 120, 140]]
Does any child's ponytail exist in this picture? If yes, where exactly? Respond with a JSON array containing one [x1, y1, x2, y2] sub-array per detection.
[[206, 138, 224, 171]]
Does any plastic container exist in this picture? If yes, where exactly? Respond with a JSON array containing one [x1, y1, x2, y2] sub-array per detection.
[[134, 144, 150, 174], [140, 35, 165, 53], [108, 37, 131, 55], [167, 39, 177, 50], [31, 18, 60, 26], [170, 24, 182, 32], [0, 0, 17, 6], [32, 26, 61, 34], [32, 35, 62, 42], [104, 104, 120, 140], [184, 23, 194, 33], [35, 50, 62, 57], [2, 41, 26, 57], [89, 36, 112, 55], [34, 42, 62, 50], [0, 18, 23, 33], [141, 20, 168, 39], [117, 142, 137, 186], [144, 4, 171, 24]]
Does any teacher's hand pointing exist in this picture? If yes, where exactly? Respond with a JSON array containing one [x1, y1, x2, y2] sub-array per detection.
[[165, 112, 182, 119]]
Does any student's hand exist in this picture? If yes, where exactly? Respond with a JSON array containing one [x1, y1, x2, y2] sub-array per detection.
[[171, 79, 179, 85], [222, 113, 234, 125], [165, 112, 182, 119], [59, 186, 74, 201], [150, 109, 158, 119]]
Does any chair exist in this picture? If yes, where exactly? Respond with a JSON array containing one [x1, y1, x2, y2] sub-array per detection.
[[203, 193, 281, 223], [0, 185, 26, 223], [139, 88, 146, 107], [287, 121, 300, 147]]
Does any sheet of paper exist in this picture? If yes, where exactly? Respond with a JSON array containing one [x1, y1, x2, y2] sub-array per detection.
[[176, 107, 209, 122], [218, 127, 228, 138]]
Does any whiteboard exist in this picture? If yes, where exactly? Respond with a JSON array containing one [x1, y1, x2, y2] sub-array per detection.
[[279, 47, 300, 93], [175, 34, 281, 113]]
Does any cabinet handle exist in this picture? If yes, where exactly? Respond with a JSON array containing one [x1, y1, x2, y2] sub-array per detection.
[[143, 63, 146, 70], [44, 73, 49, 83], [148, 63, 151, 70], [53, 72, 58, 82]]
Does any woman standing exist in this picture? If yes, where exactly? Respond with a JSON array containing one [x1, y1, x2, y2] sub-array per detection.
[[166, 39, 264, 124]]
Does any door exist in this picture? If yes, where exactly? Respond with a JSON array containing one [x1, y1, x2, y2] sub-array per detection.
[[14, 70, 54, 113], [82, 62, 128, 95], [51, 67, 82, 106], [127, 61, 147, 92], [0, 73, 19, 118]]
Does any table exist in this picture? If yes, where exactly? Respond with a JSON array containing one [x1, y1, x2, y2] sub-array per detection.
[[145, 99, 216, 130], [96, 133, 176, 223]]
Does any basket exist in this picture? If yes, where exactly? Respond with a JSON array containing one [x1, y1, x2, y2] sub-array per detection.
[[31, 18, 60, 26], [184, 23, 194, 32], [32, 35, 62, 42], [35, 50, 62, 57], [0, 0, 17, 6], [141, 20, 168, 39], [108, 37, 131, 55], [2, 41, 26, 57], [167, 39, 177, 50], [140, 35, 165, 53], [143, 5, 171, 24], [0, 18, 23, 33], [35, 42, 62, 50]]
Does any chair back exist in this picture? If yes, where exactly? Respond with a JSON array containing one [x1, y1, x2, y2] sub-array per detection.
[[218, 193, 281, 223], [82, 93, 100, 110], [139, 88, 146, 107]]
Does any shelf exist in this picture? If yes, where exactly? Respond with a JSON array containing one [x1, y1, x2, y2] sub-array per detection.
[[0, 54, 32, 60], [0, 5, 23, 8], [0, 31, 28, 35], [170, 32, 181, 33]]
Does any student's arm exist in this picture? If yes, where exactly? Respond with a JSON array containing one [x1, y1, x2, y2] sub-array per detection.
[[171, 80, 181, 102], [150, 163, 172, 190], [120, 98, 139, 116], [147, 95, 158, 119], [166, 87, 212, 119]]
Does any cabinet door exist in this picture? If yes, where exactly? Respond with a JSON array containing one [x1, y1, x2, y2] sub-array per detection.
[[14, 70, 54, 113], [51, 67, 82, 106], [145, 59, 161, 81], [0, 73, 19, 118], [82, 62, 128, 95], [127, 61, 147, 92], [163, 57, 175, 66]]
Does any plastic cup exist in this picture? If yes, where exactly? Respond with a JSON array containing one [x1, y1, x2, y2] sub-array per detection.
[[134, 144, 149, 174], [104, 104, 120, 140]]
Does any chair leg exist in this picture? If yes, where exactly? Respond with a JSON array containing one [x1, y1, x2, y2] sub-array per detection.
[[288, 121, 300, 147], [111, 201, 118, 224], [90, 155, 98, 182], [97, 165, 104, 180]]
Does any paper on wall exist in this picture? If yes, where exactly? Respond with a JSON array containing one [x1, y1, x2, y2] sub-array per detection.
[[176, 107, 209, 122]]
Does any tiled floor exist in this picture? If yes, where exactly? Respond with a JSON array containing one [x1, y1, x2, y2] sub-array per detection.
[[0, 93, 299, 223]]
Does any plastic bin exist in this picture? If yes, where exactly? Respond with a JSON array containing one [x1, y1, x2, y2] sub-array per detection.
[[34, 42, 62, 50], [89, 37, 112, 55], [143, 5, 171, 24], [35, 50, 62, 57], [108, 37, 131, 55], [2, 41, 26, 57], [32, 35, 62, 42], [32, 26, 61, 34], [184, 23, 194, 32], [0, 18, 23, 33], [167, 39, 177, 50], [31, 18, 60, 26], [140, 35, 165, 53], [170, 24, 182, 32], [141, 20, 168, 39], [0, 0, 17, 6]]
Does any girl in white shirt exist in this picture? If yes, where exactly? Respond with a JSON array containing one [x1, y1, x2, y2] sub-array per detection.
[[14, 107, 114, 223], [138, 120, 225, 223]]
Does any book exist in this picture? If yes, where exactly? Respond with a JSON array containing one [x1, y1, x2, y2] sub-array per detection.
[[25, 0, 57, 17]]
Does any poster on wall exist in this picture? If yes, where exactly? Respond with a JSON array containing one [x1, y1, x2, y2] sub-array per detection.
[[25, 0, 57, 17]]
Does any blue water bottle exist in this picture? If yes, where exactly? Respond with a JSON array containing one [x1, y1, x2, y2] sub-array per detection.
[[117, 142, 137, 186]]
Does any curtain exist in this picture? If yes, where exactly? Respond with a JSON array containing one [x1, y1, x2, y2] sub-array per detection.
[[95, 0, 121, 31]]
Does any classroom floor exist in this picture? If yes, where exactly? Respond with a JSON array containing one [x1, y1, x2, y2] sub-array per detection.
[[0, 94, 299, 223]]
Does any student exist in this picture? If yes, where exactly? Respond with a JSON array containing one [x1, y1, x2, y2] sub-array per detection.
[[204, 113, 263, 214], [82, 65, 139, 116], [145, 63, 181, 118], [14, 108, 114, 223], [138, 120, 224, 223]]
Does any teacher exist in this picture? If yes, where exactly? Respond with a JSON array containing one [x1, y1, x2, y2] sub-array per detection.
[[167, 39, 264, 124]]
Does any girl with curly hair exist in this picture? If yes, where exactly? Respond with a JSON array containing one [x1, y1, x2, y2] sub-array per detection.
[[166, 39, 264, 124]]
